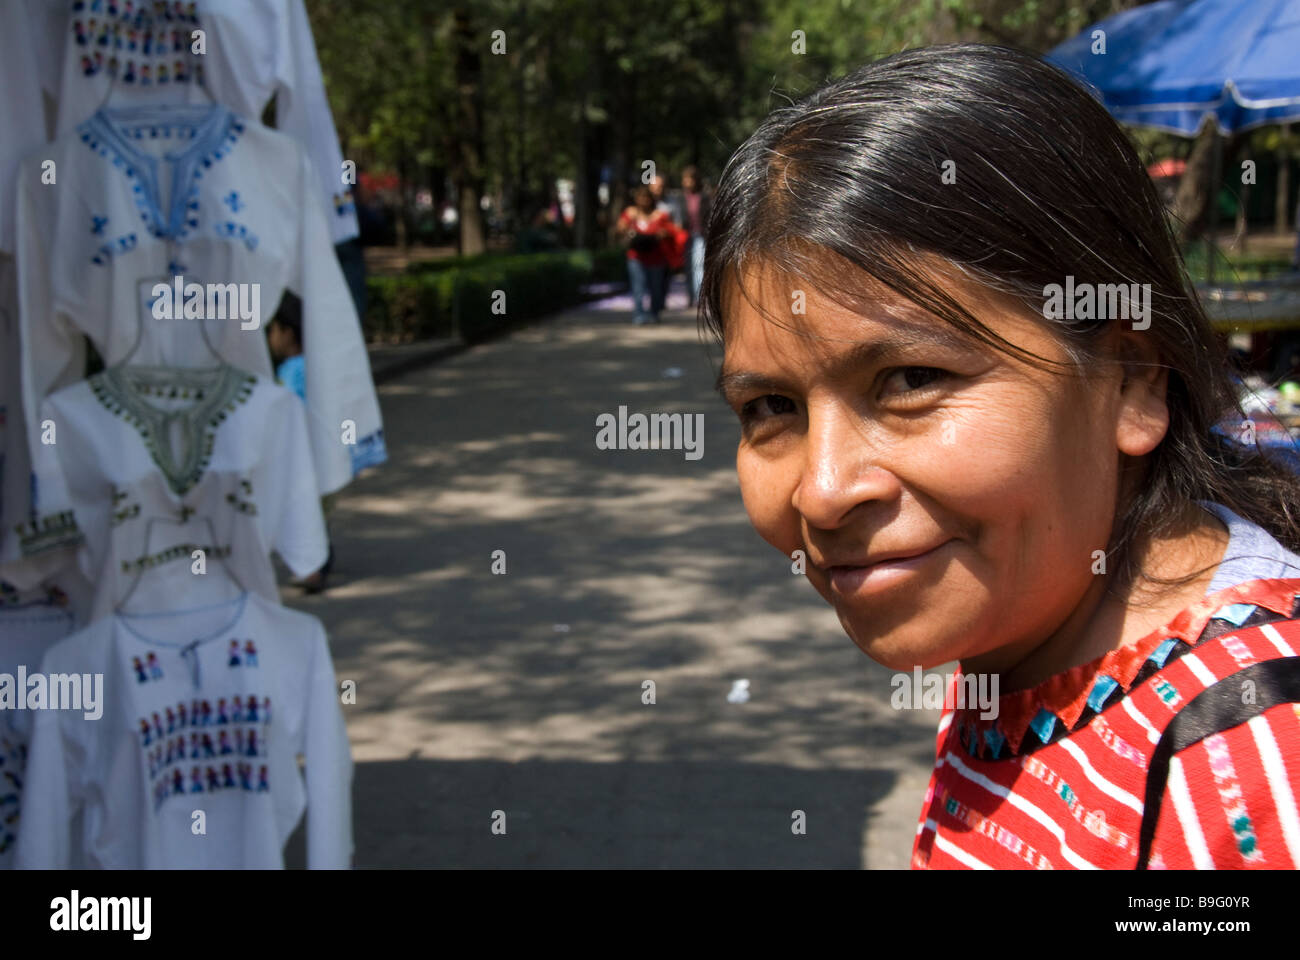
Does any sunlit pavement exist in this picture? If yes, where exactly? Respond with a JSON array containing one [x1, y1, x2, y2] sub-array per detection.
[[282, 276, 941, 868]]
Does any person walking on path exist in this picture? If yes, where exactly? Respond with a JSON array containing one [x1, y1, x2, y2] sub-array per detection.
[[617, 185, 673, 324], [681, 166, 712, 307]]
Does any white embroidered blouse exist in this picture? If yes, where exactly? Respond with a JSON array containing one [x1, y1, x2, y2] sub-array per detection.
[[26, 0, 359, 244], [14, 590, 353, 868], [13, 364, 328, 619]]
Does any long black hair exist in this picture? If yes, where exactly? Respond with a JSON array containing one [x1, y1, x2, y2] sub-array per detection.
[[699, 43, 1300, 589]]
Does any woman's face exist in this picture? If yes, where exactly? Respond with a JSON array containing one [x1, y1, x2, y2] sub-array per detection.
[[717, 262, 1165, 671]]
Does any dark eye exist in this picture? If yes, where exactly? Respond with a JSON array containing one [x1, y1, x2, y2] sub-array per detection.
[[739, 394, 797, 422], [881, 367, 947, 397]]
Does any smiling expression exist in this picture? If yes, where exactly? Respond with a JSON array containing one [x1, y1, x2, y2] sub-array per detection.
[[716, 261, 1166, 672]]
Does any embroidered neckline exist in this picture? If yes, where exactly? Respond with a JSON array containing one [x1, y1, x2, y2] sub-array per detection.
[[78, 104, 245, 243], [89, 365, 256, 497], [949, 577, 1300, 758]]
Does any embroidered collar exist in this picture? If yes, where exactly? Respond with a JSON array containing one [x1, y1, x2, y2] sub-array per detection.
[[89, 364, 256, 497], [79, 103, 245, 242], [950, 577, 1300, 758]]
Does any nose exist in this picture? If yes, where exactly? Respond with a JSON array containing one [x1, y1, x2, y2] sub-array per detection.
[[791, 402, 901, 530]]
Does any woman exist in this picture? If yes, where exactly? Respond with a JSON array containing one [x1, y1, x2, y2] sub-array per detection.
[[700, 44, 1300, 869], [618, 185, 673, 325]]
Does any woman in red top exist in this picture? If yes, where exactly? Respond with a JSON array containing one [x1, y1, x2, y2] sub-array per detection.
[[700, 44, 1300, 869], [617, 185, 673, 325]]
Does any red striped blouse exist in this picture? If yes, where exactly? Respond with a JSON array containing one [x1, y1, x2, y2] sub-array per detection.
[[913, 577, 1300, 869]]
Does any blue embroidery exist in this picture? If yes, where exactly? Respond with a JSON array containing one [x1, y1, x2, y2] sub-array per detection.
[[1028, 708, 1057, 744], [214, 221, 258, 251], [351, 429, 389, 474], [1147, 636, 1179, 668], [1211, 602, 1256, 627], [224, 191, 243, 213], [90, 232, 137, 266], [982, 727, 1006, 759], [91, 215, 108, 235], [1086, 673, 1119, 712], [78, 106, 244, 245]]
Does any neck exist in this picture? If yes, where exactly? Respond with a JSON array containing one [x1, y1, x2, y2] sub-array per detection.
[[966, 502, 1229, 694]]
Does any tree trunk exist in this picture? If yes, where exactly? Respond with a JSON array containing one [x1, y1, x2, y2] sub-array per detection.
[[452, 8, 487, 256], [1232, 173, 1250, 253], [396, 149, 410, 251], [1173, 120, 1219, 243], [574, 21, 605, 250]]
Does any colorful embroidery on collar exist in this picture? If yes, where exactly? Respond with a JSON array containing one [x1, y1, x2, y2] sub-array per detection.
[[950, 577, 1300, 758]]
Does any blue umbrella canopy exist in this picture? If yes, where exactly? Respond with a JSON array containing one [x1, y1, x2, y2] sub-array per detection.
[[1046, 0, 1300, 135]]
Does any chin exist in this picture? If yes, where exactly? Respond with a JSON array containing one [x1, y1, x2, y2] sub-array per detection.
[[832, 598, 976, 671]]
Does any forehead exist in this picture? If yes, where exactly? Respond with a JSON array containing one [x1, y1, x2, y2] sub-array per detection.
[[717, 257, 1061, 374]]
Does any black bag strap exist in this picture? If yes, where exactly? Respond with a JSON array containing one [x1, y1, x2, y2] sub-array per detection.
[[1137, 655, 1300, 869]]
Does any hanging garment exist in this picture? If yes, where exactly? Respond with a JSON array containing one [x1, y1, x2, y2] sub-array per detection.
[[0, 0, 51, 256], [13, 590, 352, 868], [0, 260, 23, 552], [0, 593, 76, 868], [46, 0, 358, 244], [8, 364, 328, 615], [0, 259, 62, 593], [0, 0, 52, 583], [15, 101, 385, 495]]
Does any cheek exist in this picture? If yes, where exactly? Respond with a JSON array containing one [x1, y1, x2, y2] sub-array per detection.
[[927, 390, 1118, 583], [736, 447, 801, 553]]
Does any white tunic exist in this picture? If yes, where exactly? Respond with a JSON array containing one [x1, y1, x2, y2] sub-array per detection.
[[0, 0, 51, 256], [15, 101, 385, 495], [14, 590, 352, 868], [34, 0, 359, 244], [11, 364, 328, 617], [0, 595, 76, 868]]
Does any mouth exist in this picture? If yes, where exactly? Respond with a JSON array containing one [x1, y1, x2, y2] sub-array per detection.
[[821, 541, 952, 597]]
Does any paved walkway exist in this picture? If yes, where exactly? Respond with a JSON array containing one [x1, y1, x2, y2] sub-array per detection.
[[283, 278, 942, 868]]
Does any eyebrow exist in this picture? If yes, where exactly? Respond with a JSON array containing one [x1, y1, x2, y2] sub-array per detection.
[[715, 325, 980, 400]]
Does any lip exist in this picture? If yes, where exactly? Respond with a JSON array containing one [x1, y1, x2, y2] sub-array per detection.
[[822, 541, 952, 597]]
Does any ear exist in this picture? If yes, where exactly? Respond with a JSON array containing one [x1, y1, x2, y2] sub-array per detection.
[[1113, 331, 1169, 457]]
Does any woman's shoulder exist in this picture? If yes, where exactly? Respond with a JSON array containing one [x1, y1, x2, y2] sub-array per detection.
[[1200, 501, 1300, 592]]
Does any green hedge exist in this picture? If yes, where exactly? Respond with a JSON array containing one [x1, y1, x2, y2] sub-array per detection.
[[365, 248, 629, 345]]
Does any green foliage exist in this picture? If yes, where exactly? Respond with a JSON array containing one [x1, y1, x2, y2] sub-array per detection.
[[363, 249, 627, 344], [309, 0, 1151, 248]]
